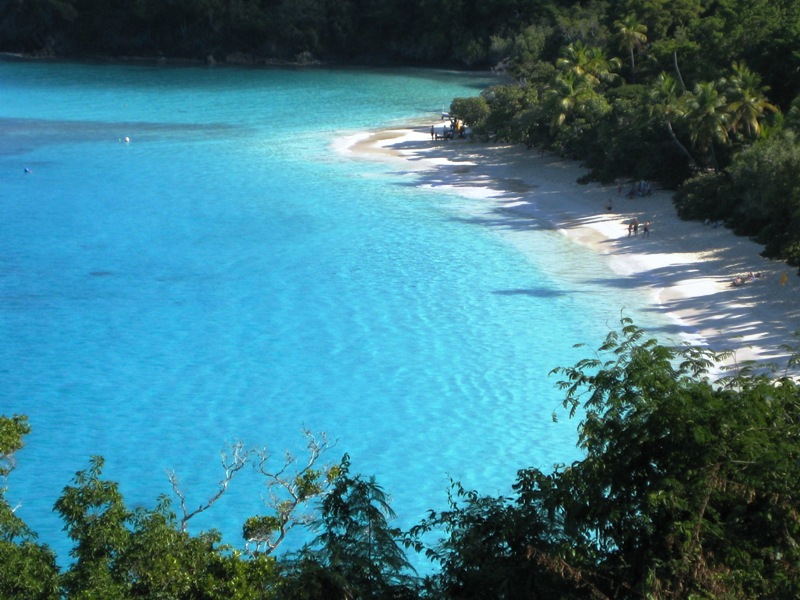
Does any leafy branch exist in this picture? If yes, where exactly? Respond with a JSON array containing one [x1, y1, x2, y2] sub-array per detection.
[[245, 429, 338, 554]]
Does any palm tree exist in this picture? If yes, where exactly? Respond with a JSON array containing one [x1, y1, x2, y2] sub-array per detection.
[[544, 70, 597, 127], [686, 81, 730, 169], [614, 14, 648, 83], [557, 41, 622, 87], [556, 40, 620, 83], [586, 46, 623, 86], [723, 61, 778, 138], [556, 40, 592, 76], [649, 72, 696, 168]]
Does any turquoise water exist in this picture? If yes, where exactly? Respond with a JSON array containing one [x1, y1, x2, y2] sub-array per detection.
[[1, 61, 664, 563]]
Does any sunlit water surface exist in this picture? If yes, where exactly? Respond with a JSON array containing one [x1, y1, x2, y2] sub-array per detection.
[[1, 61, 668, 566]]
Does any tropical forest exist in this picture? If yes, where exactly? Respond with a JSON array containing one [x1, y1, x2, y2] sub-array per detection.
[[3, 0, 800, 598]]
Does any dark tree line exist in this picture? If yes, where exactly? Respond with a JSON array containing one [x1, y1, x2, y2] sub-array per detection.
[[0, 0, 573, 65]]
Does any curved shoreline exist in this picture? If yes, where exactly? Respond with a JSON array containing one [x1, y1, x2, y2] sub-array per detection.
[[342, 124, 800, 374]]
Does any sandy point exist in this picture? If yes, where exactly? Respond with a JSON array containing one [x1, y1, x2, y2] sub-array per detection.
[[341, 124, 800, 375]]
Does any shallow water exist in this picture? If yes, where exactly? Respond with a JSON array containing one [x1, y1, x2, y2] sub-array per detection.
[[1, 61, 665, 564]]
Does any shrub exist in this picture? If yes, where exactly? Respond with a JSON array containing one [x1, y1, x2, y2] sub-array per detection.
[[673, 170, 731, 221]]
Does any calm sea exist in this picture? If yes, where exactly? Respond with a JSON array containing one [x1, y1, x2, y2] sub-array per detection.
[[1, 60, 666, 563]]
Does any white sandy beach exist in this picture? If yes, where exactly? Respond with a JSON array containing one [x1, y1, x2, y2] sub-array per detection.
[[342, 124, 800, 375]]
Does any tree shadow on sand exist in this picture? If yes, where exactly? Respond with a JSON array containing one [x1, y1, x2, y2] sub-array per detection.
[[380, 129, 800, 372]]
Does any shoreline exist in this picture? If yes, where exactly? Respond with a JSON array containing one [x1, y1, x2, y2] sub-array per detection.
[[342, 124, 800, 375]]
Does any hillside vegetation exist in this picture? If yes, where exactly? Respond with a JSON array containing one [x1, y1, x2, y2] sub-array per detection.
[[441, 0, 800, 271]]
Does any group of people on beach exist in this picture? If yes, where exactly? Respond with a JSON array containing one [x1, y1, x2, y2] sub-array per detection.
[[430, 124, 453, 140], [605, 195, 651, 238], [430, 119, 465, 141], [620, 180, 653, 198], [628, 217, 650, 238]]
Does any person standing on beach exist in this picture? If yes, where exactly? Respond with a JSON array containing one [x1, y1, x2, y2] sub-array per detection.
[[633, 218, 639, 236], [643, 220, 650, 238], [430, 125, 435, 140]]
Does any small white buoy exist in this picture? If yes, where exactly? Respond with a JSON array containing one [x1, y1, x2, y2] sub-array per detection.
[[125, 136, 130, 143]]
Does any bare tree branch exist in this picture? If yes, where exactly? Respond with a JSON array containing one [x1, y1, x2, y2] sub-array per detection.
[[167, 441, 252, 532]]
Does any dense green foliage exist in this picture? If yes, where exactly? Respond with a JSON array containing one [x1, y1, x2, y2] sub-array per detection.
[[54, 457, 279, 599], [280, 456, 416, 599], [675, 131, 800, 268], [0, 0, 562, 65], [3, 322, 800, 598], [438, 1, 800, 270], [0, 415, 60, 599], [411, 322, 800, 598]]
